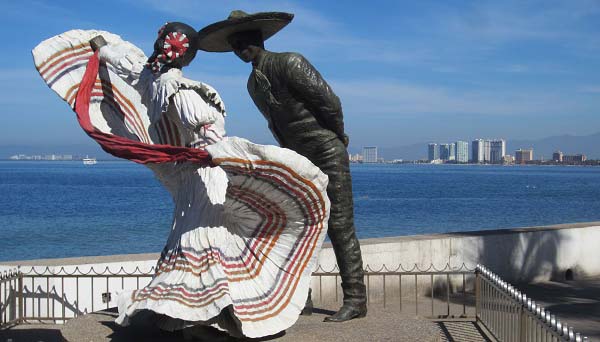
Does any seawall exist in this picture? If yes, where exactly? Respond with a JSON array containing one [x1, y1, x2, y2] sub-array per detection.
[[320, 221, 600, 282], [3, 221, 600, 282]]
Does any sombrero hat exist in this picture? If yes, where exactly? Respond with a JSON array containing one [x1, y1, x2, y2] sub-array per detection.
[[197, 10, 294, 52]]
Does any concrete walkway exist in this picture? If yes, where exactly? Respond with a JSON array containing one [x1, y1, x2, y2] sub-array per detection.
[[0, 310, 442, 342], [0, 318, 496, 342]]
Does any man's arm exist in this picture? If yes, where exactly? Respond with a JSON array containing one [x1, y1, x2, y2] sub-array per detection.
[[247, 78, 286, 146], [285, 54, 348, 146]]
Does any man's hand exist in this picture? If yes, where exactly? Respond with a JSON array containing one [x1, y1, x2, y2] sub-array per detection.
[[89, 35, 107, 52], [340, 134, 349, 148]]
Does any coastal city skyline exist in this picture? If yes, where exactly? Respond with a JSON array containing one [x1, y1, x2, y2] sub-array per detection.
[[343, 133, 594, 164], [7, 129, 597, 164]]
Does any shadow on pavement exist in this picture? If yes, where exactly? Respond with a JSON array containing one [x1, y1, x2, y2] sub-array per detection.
[[0, 326, 65, 342]]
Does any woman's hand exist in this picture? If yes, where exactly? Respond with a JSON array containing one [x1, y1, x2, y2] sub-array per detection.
[[89, 35, 107, 52]]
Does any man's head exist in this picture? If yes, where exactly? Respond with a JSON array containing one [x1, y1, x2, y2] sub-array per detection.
[[227, 30, 264, 63], [197, 11, 293, 56]]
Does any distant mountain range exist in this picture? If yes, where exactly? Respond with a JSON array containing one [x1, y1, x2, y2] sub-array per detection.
[[359, 132, 600, 161], [507, 133, 600, 160], [3, 132, 599, 161]]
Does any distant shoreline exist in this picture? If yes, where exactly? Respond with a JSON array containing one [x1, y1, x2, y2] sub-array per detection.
[[1, 159, 599, 166], [351, 162, 600, 167], [0, 159, 122, 162]]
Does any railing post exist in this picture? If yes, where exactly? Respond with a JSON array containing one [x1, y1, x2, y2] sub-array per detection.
[[518, 303, 526, 342], [475, 269, 481, 321], [17, 271, 24, 324]]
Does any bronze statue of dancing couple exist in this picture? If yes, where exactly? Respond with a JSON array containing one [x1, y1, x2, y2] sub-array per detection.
[[34, 9, 365, 340]]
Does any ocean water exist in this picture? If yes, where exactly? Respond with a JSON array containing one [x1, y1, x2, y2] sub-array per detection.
[[1, 161, 600, 261]]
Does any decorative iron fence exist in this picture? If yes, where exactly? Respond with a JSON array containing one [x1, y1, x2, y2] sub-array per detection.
[[18, 265, 154, 324], [0, 269, 22, 328], [476, 264, 590, 342], [1, 263, 475, 326], [313, 263, 476, 319]]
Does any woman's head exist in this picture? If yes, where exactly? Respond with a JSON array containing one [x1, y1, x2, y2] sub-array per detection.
[[147, 22, 198, 73]]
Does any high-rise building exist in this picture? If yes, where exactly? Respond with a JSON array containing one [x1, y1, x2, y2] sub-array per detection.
[[483, 140, 491, 162], [472, 139, 485, 163], [552, 151, 563, 162], [489, 139, 506, 164], [472, 139, 505, 163], [563, 154, 586, 163], [455, 141, 469, 163], [363, 146, 378, 163], [515, 148, 533, 164], [439, 144, 452, 161], [428, 143, 439, 161]]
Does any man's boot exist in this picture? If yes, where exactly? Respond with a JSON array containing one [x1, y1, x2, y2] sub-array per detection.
[[323, 229, 367, 322], [323, 280, 367, 322]]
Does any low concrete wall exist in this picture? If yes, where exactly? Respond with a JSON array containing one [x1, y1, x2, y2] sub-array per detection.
[[2, 222, 599, 316], [316, 221, 600, 283], [310, 221, 600, 305]]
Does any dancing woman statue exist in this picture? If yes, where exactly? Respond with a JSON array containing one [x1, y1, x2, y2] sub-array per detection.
[[33, 22, 329, 338]]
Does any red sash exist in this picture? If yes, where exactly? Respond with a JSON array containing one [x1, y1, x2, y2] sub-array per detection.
[[74, 51, 212, 165]]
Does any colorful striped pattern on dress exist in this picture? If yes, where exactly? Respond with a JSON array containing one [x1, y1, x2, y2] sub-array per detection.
[[132, 155, 327, 322]]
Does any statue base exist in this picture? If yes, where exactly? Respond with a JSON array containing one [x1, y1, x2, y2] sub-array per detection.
[[60, 307, 441, 341]]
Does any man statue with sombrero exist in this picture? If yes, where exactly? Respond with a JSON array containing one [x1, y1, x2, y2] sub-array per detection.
[[198, 11, 367, 322]]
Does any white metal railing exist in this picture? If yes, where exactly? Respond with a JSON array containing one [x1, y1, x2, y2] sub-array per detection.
[[476, 264, 590, 341]]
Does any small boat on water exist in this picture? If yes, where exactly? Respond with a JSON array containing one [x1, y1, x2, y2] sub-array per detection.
[[82, 157, 97, 165]]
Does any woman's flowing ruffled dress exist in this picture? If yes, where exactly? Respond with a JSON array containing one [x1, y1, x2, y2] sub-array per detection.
[[32, 29, 329, 338]]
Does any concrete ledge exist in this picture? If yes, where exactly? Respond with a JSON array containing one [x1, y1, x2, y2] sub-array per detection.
[[354, 220, 600, 246], [5, 221, 600, 269], [317, 221, 600, 283], [0, 252, 160, 266], [3, 221, 600, 284]]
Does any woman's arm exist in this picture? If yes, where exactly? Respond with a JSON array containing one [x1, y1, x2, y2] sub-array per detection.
[[90, 35, 149, 90]]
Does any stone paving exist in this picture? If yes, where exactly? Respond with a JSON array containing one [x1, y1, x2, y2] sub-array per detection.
[[0, 319, 495, 342]]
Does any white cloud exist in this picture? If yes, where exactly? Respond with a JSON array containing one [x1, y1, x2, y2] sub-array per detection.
[[0, 68, 56, 105], [331, 78, 600, 118], [498, 64, 529, 73], [0, 69, 39, 82], [429, 1, 600, 51], [5, 1, 98, 28], [579, 86, 600, 94]]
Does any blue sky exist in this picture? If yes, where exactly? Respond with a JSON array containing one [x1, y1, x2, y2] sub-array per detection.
[[2, 0, 600, 152]]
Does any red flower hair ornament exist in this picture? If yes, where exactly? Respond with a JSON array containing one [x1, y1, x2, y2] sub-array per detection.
[[147, 23, 192, 74]]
